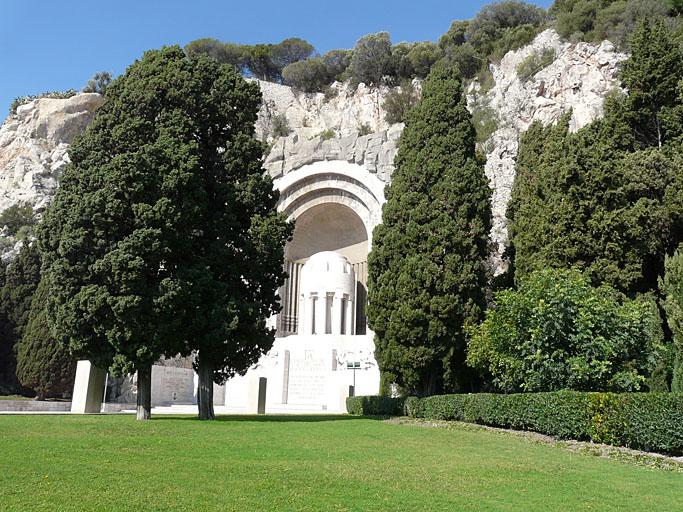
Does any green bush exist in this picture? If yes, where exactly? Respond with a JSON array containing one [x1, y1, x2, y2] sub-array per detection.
[[400, 391, 683, 454], [346, 395, 404, 416], [467, 269, 658, 393], [271, 113, 291, 138], [516, 48, 556, 81], [0, 203, 36, 236], [382, 80, 419, 124], [316, 129, 336, 141]]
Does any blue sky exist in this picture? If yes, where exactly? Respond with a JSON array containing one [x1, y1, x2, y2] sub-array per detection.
[[0, 0, 552, 115]]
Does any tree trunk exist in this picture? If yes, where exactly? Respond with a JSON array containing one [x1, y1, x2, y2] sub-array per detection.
[[197, 358, 215, 420], [136, 365, 152, 421]]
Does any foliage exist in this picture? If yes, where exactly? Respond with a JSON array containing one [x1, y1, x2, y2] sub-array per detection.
[[402, 391, 683, 455], [516, 47, 556, 81], [321, 49, 353, 82], [345, 395, 404, 415], [441, 43, 483, 79], [270, 38, 315, 71], [551, 0, 675, 48], [467, 269, 658, 393], [15, 278, 76, 399], [39, 47, 291, 420], [82, 71, 112, 94], [316, 129, 336, 141], [9, 89, 77, 115], [469, 97, 499, 143], [184, 39, 246, 71], [282, 58, 328, 92], [391, 42, 442, 81], [271, 113, 291, 138], [367, 64, 492, 396], [620, 19, 683, 149], [357, 123, 372, 136], [508, 20, 683, 294], [350, 32, 393, 86], [466, 1, 548, 57], [382, 80, 419, 124], [0, 203, 36, 236], [661, 244, 683, 391], [0, 243, 41, 395]]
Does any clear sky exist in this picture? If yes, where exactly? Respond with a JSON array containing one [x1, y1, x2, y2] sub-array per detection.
[[0, 0, 552, 115]]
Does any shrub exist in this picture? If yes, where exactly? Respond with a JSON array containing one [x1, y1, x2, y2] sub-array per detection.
[[467, 269, 658, 393], [516, 47, 556, 81], [9, 90, 77, 115], [382, 80, 419, 124], [400, 391, 683, 454], [357, 123, 372, 136], [322, 49, 352, 82], [271, 113, 291, 138], [470, 99, 499, 143], [316, 129, 336, 141], [0, 203, 36, 236], [346, 395, 404, 416]]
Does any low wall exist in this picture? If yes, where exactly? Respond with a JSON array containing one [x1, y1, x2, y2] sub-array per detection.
[[0, 400, 71, 412]]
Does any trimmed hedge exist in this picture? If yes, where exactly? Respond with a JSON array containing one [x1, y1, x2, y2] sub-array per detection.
[[355, 392, 683, 455], [346, 395, 404, 416]]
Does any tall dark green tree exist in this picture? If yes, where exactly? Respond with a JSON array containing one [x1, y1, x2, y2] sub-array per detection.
[[16, 278, 76, 399], [0, 243, 41, 395], [40, 47, 290, 420], [661, 244, 683, 391], [367, 64, 492, 396]]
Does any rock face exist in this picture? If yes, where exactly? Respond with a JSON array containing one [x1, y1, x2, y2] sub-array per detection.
[[0, 31, 626, 268], [471, 29, 627, 272], [0, 93, 104, 213]]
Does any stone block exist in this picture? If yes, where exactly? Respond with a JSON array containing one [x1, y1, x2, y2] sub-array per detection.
[[71, 360, 107, 414]]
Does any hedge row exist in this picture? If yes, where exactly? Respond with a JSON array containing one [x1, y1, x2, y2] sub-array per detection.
[[345, 395, 404, 416], [348, 392, 683, 455]]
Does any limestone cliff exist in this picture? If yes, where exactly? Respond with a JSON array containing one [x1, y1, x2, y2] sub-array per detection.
[[0, 30, 627, 266]]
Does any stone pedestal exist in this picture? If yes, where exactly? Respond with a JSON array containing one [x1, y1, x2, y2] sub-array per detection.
[[71, 360, 107, 414]]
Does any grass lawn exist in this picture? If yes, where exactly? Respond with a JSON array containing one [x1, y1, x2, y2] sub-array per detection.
[[0, 415, 681, 511]]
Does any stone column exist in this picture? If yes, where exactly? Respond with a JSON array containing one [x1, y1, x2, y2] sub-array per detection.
[[345, 297, 355, 335], [315, 294, 326, 335], [71, 360, 107, 414], [332, 294, 342, 335], [300, 294, 310, 335]]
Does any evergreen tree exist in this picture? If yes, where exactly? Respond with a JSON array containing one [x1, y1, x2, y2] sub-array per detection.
[[0, 243, 41, 395], [620, 19, 683, 149], [661, 244, 683, 391], [367, 64, 492, 396], [15, 278, 76, 399], [40, 47, 290, 420]]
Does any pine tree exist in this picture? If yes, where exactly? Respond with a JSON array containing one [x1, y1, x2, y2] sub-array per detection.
[[15, 278, 76, 399], [367, 64, 492, 396], [40, 47, 290, 420]]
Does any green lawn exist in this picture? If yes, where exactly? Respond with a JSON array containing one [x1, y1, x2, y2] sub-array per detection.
[[0, 415, 681, 511]]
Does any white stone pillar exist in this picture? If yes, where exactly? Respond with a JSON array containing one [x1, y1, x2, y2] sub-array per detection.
[[71, 360, 107, 414], [300, 294, 310, 335], [315, 294, 326, 335], [332, 294, 342, 335], [345, 297, 354, 335]]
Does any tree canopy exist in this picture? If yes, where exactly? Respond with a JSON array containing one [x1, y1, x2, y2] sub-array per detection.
[[39, 46, 291, 419]]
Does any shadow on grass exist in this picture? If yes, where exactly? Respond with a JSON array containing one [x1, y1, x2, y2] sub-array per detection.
[[152, 414, 384, 423]]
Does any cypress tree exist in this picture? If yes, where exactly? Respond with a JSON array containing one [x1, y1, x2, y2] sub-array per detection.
[[661, 244, 683, 391], [40, 47, 290, 420], [367, 64, 492, 396], [15, 278, 76, 399]]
